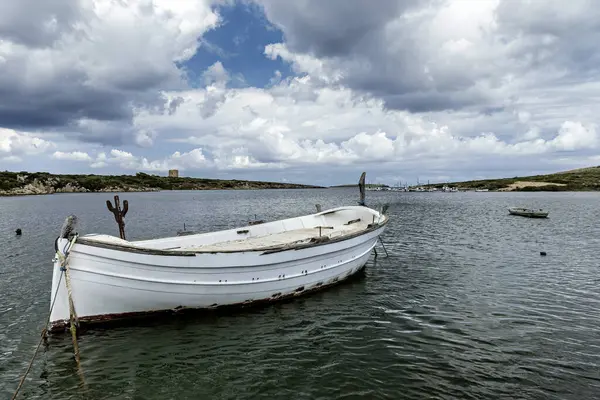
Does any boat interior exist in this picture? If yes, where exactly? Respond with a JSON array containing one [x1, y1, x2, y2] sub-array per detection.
[[79, 206, 386, 253]]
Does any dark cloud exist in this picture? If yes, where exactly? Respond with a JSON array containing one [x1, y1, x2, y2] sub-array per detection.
[[257, 0, 600, 113], [62, 120, 142, 147], [258, 0, 420, 57], [198, 94, 226, 119], [0, 63, 137, 132], [257, 0, 492, 112], [383, 92, 487, 113], [0, 31, 164, 141], [0, 0, 218, 145], [495, 1, 600, 75], [0, 0, 84, 47], [167, 97, 186, 115]]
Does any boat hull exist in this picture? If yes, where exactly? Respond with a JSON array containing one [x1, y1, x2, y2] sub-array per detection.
[[49, 223, 385, 331], [508, 208, 549, 218]]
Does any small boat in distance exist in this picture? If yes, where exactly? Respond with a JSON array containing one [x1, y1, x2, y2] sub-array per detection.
[[508, 207, 549, 218]]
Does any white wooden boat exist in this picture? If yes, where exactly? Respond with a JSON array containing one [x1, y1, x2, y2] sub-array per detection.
[[508, 207, 549, 218], [49, 204, 388, 331]]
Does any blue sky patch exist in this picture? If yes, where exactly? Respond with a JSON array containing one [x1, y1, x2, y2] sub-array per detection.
[[181, 2, 294, 89]]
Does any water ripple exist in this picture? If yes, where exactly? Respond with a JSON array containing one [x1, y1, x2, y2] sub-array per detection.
[[1, 190, 600, 399]]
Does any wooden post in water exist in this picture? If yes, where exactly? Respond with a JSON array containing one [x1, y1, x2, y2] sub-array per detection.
[[106, 195, 128, 240], [358, 172, 366, 206]]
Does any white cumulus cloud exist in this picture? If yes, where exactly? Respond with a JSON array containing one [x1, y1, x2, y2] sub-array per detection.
[[52, 151, 93, 162], [0, 128, 55, 157], [1, 0, 600, 184]]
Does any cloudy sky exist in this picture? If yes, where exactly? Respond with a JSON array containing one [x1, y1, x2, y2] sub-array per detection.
[[1, 0, 599, 186]]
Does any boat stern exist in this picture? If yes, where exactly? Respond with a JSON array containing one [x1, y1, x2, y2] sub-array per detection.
[[49, 237, 76, 331]]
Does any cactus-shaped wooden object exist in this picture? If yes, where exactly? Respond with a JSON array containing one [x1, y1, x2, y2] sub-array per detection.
[[106, 195, 128, 240]]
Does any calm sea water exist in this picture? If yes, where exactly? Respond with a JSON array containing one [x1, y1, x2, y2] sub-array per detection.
[[1, 189, 600, 399]]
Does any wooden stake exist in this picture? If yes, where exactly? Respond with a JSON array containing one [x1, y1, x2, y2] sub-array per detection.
[[106, 195, 128, 240]]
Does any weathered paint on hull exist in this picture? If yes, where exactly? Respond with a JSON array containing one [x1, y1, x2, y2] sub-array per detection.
[[48, 263, 369, 333], [49, 225, 384, 332]]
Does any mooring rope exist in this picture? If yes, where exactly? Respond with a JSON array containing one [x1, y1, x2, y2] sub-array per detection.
[[11, 272, 64, 400], [12, 234, 85, 399], [378, 237, 390, 258], [55, 235, 86, 388], [61, 236, 84, 372]]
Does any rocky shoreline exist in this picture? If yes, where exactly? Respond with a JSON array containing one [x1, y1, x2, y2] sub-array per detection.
[[0, 172, 322, 196], [0, 175, 159, 196], [0, 183, 162, 196]]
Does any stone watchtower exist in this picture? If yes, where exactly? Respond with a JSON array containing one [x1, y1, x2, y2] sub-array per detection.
[[168, 169, 179, 178]]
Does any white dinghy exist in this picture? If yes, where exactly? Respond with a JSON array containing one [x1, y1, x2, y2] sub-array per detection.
[[49, 174, 389, 332], [508, 207, 549, 218]]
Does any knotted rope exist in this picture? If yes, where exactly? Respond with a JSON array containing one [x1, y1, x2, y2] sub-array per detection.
[[12, 234, 85, 399]]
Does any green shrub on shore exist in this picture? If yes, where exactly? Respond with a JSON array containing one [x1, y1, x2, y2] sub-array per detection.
[[421, 166, 600, 191], [0, 171, 322, 195]]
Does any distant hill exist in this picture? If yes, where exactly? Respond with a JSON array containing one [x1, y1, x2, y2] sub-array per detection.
[[0, 171, 323, 196], [435, 166, 600, 191]]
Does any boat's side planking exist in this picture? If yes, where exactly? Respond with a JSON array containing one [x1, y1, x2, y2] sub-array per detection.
[[49, 222, 385, 330]]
